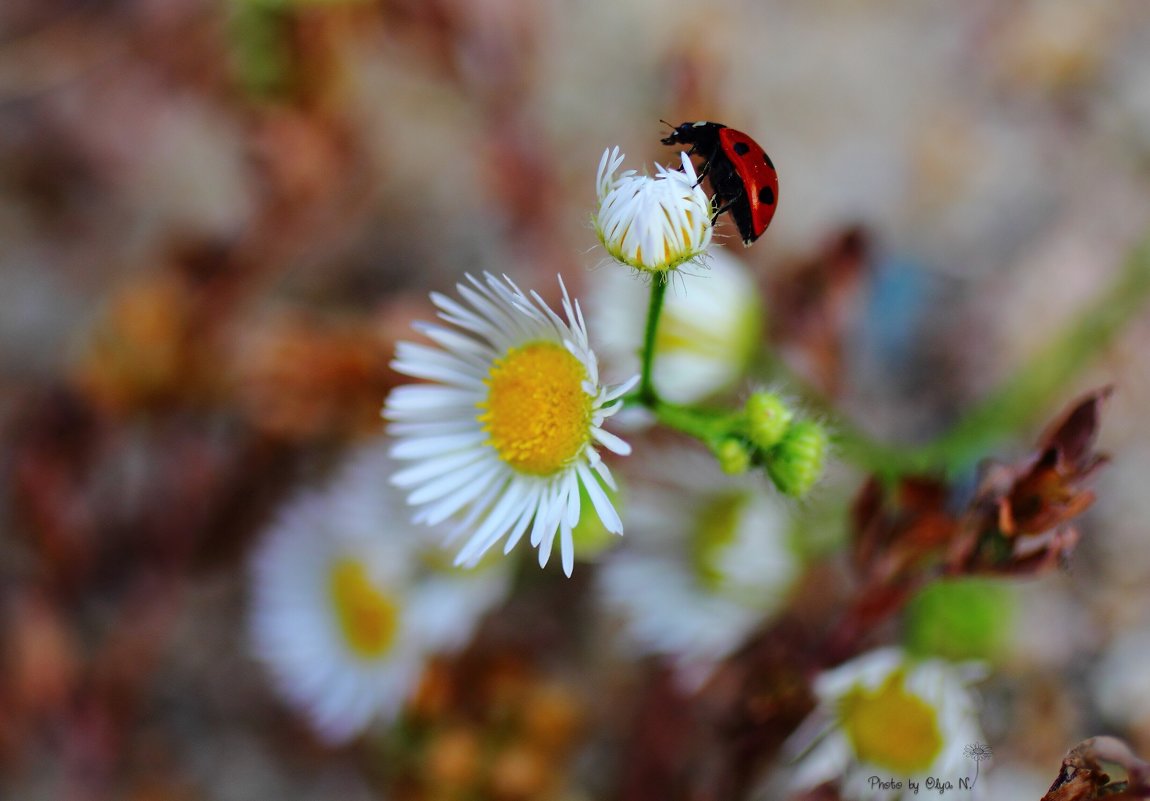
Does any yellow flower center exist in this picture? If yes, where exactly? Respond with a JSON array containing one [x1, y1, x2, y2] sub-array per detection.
[[477, 341, 593, 476], [839, 671, 944, 775], [689, 492, 747, 591], [329, 558, 401, 659]]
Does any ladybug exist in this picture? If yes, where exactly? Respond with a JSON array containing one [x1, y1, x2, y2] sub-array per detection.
[[661, 121, 779, 246]]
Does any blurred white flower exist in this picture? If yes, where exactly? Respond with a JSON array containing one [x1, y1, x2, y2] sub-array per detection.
[[327, 441, 512, 649], [249, 441, 511, 744], [594, 147, 713, 274], [590, 245, 762, 403], [250, 492, 420, 743], [790, 648, 986, 801], [597, 446, 799, 688], [384, 273, 637, 577]]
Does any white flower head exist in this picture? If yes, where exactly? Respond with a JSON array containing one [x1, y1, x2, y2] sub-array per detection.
[[590, 245, 762, 403], [249, 441, 512, 744], [384, 273, 638, 577], [326, 441, 513, 649], [597, 446, 799, 689], [790, 648, 987, 801], [249, 492, 422, 744], [594, 147, 714, 275]]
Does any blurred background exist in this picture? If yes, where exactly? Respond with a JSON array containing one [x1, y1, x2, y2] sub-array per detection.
[[4, 1, 1150, 799]]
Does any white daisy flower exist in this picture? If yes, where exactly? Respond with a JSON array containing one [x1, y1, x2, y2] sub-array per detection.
[[790, 648, 987, 801], [249, 491, 423, 744], [249, 441, 512, 744], [589, 245, 762, 403], [326, 440, 512, 650], [594, 147, 714, 274], [597, 446, 799, 688], [384, 273, 637, 577]]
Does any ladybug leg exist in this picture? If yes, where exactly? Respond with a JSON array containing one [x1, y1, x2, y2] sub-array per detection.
[[710, 185, 745, 223], [692, 157, 714, 188]]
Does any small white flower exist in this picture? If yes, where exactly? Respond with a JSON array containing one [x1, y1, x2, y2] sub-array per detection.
[[790, 648, 986, 801], [249, 492, 421, 744], [597, 446, 799, 688], [590, 245, 762, 403], [594, 147, 713, 274], [327, 441, 512, 649], [249, 441, 511, 744], [384, 273, 637, 577]]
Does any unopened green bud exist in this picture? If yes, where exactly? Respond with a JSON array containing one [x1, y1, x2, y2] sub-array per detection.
[[716, 438, 751, 475], [745, 392, 793, 450], [766, 420, 828, 497]]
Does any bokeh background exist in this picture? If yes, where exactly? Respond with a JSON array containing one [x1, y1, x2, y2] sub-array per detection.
[[4, 1, 1150, 799]]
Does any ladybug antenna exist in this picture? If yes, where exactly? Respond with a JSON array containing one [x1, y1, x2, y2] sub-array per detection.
[[659, 119, 675, 130]]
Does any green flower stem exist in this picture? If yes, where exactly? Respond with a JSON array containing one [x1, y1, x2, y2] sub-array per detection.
[[637, 277, 668, 405], [838, 232, 1150, 477], [650, 400, 741, 449], [624, 230, 1150, 479]]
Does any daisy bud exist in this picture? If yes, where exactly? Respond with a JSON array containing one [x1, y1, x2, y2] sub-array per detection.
[[766, 420, 828, 497], [715, 438, 751, 475], [745, 391, 793, 450], [594, 147, 713, 275]]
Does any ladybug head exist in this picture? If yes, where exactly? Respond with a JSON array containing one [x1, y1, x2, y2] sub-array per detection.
[[660, 120, 724, 147]]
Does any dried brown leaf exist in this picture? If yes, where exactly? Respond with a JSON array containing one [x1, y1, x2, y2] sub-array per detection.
[[1041, 737, 1150, 800]]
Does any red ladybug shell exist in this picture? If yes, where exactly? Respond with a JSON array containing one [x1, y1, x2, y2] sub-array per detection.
[[717, 127, 779, 241]]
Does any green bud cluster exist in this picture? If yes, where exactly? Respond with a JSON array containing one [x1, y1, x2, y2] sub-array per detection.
[[708, 392, 828, 497], [745, 392, 793, 450], [765, 420, 828, 498], [716, 438, 752, 475]]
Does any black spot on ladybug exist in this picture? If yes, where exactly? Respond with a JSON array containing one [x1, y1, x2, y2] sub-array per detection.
[[733, 142, 750, 156], [758, 186, 775, 205], [763, 152, 775, 169]]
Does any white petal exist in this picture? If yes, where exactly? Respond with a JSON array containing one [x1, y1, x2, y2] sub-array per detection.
[[413, 463, 503, 525], [391, 449, 488, 488], [390, 431, 486, 460], [454, 478, 531, 566], [502, 502, 537, 555], [560, 524, 574, 577], [576, 461, 622, 534], [591, 426, 631, 456]]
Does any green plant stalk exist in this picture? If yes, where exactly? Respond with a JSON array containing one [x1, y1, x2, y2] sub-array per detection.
[[838, 233, 1150, 476], [623, 278, 738, 446], [650, 401, 741, 449], [637, 278, 668, 406]]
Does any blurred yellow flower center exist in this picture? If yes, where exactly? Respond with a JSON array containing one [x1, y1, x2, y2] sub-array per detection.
[[478, 342, 592, 476], [689, 492, 746, 591], [839, 671, 943, 775], [329, 558, 400, 659]]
